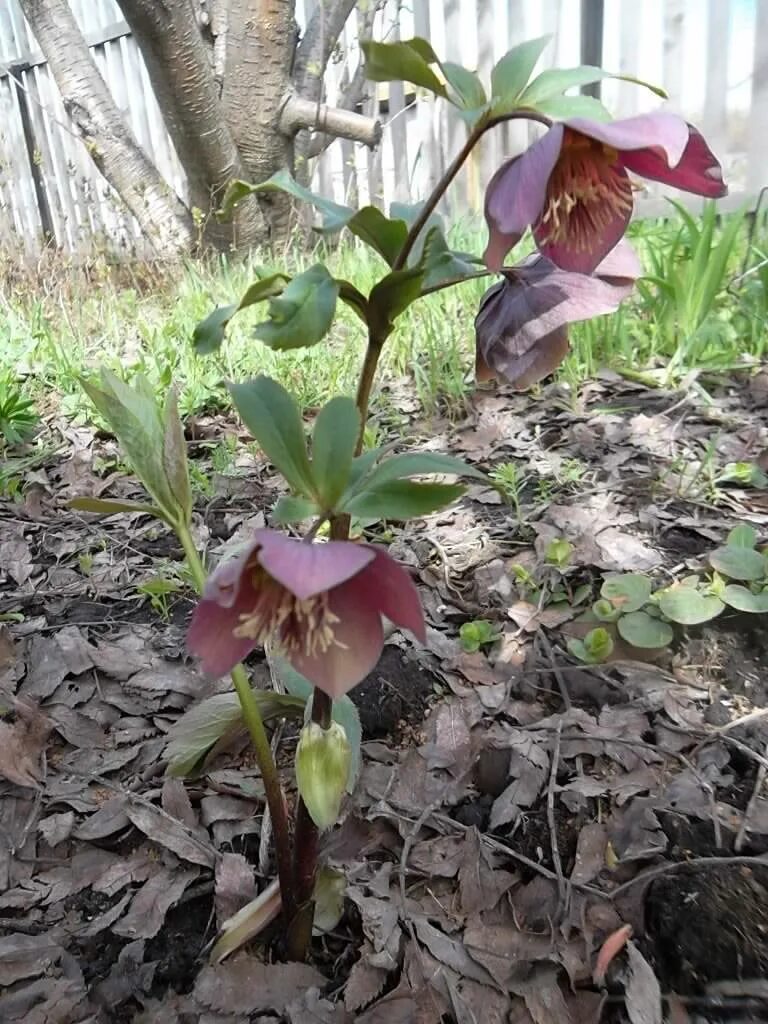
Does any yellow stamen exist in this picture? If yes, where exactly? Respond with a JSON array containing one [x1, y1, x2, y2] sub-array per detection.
[[538, 132, 634, 254], [233, 568, 347, 658]]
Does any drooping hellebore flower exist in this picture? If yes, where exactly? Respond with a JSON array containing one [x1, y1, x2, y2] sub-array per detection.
[[187, 528, 425, 699], [484, 112, 726, 274], [475, 238, 641, 389]]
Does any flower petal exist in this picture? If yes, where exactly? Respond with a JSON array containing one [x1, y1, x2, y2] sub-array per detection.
[[533, 163, 632, 274], [187, 591, 260, 677], [594, 238, 643, 282], [255, 530, 375, 601], [359, 546, 426, 642], [483, 124, 564, 271], [202, 535, 264, 608], [565, 112, 691, 167], [620, 126, 727, 198], [289, 578, 385, 699], [475, 256, 636, 388]]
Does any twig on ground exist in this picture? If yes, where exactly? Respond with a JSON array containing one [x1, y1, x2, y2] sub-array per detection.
[[546, 720, 569, 913], [536, 630, 572, 710], [735, 742, 768, 852], [607, 853, 768, 901]]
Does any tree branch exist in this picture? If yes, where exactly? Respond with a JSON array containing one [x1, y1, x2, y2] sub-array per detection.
[[293, 0, 358, 101], [305, 62, 371, 158], [279, 94, 380, 147]]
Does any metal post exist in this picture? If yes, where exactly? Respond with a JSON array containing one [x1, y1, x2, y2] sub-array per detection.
[[11, 63, 54, 245], [580, 0, 604, 98]]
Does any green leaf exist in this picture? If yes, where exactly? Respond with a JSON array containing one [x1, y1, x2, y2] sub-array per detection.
[[592, 598, 621, 623], [68, 496, 167, 520], [238, 170, 407, 268], [459, 619, 499, 653], [81, 371, 180, 522], [192, 273, 290, 354], [441, 61, 487, 114], [336, 280, 369, 323], [247, 168, 353, 231], [519, 65, 666, 106], [533, 94, 612, 121], [617, 611, 674, 649], [420, 225, 486, 292], [272, 495, 319, 524], [389, 201, 445, 264], [568, 627, 614, 664], [272, 657, 362, 791], [229, 376, 316, 497], [164, 690, 306, 776], [722, 584, 768, 613], [362, 38, 448, 99], [162, 387, 192, 526], [254, 264, 339, 351], [313, 866, 346, 935], [367, 267, 425, 334], [347, 451, 487, 498], [545, 538, 573, 567], [657, 586, 724, 625], [311, 397, 361, 509], [727, 524, 758, 549], [490, 35, 551, 112], [344, 479, 466, 520], [600, 574, 652, 613], [347, 207, 408, 267], [709, 545, 767, 582]]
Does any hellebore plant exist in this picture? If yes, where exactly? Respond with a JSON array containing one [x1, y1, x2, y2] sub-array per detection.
[[74, 33, 727, 963]]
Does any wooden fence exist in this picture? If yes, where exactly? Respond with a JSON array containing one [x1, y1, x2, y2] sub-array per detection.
[[0, 0, 766, 259]]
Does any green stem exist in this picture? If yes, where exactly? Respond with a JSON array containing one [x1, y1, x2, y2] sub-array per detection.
[[392, 110, 552, 273], [177, 523, 297, 923], [354, 328, 384, 453]]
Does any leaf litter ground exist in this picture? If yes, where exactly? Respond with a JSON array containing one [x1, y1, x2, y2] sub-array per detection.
[[3, 370, 768, 1022]]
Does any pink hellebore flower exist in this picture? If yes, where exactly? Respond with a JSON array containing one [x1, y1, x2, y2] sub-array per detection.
[[475, 239, 641, 389], [187, 529, 425, 699], [484, 113, 726, 275]]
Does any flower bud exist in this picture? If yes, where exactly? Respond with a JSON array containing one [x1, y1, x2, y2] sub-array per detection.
[[295, 721, 351, 831]]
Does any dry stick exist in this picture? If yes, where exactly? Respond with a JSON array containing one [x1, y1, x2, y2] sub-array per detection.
[[546, 720, 569, 913], [537, 630, 572, 711], [735, 741, 768, 852]]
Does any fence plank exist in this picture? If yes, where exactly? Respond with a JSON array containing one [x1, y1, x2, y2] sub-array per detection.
[[748, 0, 768, 194]]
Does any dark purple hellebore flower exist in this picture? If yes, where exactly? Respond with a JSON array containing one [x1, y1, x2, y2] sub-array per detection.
[[475, 239, 641, 389], [187, 529, 425, 699], [484, 112, 727, 274]]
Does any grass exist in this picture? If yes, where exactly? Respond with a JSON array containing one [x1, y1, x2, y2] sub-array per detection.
[[0, 206, 766, 439]]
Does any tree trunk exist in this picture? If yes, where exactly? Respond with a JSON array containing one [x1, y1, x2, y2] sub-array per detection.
[[117, 0, 267, 248], [18, 0, 195, 258], [219, 0, 298, 244]]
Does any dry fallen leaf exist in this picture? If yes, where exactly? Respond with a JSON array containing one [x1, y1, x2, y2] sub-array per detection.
[[624, 939, 662, 1024], [0, 699, 53, 788]]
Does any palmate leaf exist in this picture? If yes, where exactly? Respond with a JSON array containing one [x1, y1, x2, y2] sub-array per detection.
[[228, 376, 316, 498], [362, 37, 448, 99], [311, 397, 361, 509], [519, 65, 666, 108], [228, 169, 409, 268], [192, 273, 290, 355], [254, 264, 339, 351]]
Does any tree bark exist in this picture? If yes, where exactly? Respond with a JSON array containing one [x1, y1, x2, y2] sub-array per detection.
[[18, 0, 195, 257], [220, 0, 298, 243], [117, 0, 266, 247]]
